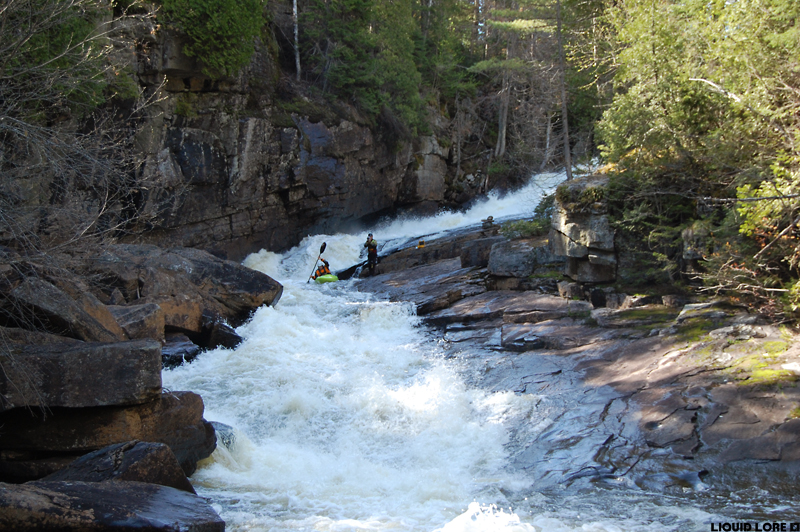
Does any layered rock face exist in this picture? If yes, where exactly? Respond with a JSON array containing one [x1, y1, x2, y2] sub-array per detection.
[[119, 26, 458, 260], [550, 175, 616, 283], [0, 244, 282, 482]]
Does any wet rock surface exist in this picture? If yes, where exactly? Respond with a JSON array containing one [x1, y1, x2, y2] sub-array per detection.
[[43, 441, 197, 494], [0, 480, 224, 531], [356, 231, 800, 498]]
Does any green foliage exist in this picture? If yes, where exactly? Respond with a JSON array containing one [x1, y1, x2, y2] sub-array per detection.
[[175, 93, 198, 117], [298, 0, 425, 130], [594, 0, 800, 316], [501, 219, 549, 238], [161, 0, 265, 79], [501, 194, 554, 238], [3, 2, 110, 119]]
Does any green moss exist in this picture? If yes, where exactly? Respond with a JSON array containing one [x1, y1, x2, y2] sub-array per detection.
[[579, 186, 605, 204], [556, 184, 606, 212], [501, 219, 549, 238], [108, 67, 140, 101], [763, 340, 789, 356], [614, 306, 680, 323], [788, 406, 800, 419], [726, 352, 797, 387], [746, 368, 796, 386], [675, 318, 716, 343], [274, 97, 339, 125], [271, 111, 296, 128], [175, 93, 198, 118]]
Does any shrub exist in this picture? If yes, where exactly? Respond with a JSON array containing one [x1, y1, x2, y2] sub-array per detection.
[[160, 0, 266, 79]]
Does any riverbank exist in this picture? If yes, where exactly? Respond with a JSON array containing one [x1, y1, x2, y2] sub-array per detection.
[[355, 227, 800, 503]]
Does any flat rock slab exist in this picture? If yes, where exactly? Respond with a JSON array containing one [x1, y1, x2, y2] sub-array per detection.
[[501, 318, 604, 351], [0, 480, 224, 531], [426, 290, 590, 326], [44, 441, 196, 494], [0, 340, 162, 412], [0, 391, 215, 476], [357, 258, 486, 315]]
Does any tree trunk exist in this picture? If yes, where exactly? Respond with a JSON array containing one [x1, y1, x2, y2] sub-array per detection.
[[495, 70, 509, 158], [540, 115, 553, 171], [293, 0, 301, 81], [456, 95, 462, 179], [556, 0, 572, 180]]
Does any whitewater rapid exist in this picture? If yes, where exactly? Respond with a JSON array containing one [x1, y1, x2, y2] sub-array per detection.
[[162, 174, 566, 531], [161, 172, 736, 531]]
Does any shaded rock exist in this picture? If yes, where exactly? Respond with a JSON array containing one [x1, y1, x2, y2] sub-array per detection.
[[501, 318, 601, 351], [0, 326, 82, 346], [44, 441, 196, 494], [0, 391, 216, 476], [0, 340, 162, 412], [591, 305, 680, 329], [590, 288, 606, 308], [357, 258, 486, 316], [425, 290, 588, 326], [1, 276, 125, 342], [162, 333, 201, 369], [0, 453, 79, 484], [460, 236, 505, 268], [488, 238, 562, 278], [200, 309, 243, 350], [662, 294, 688, 308], [0, 480, 224, 531], [109, 303, 166, 342], [621, 294, 662, 309], [375, 233, 482, 275], [557, 281, 583, 300]]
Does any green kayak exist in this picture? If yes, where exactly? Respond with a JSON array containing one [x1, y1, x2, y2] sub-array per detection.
[[314, 274, 339, 284]]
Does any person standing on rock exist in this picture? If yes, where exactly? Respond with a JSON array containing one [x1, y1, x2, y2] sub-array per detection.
[[364, 233, 378, 275]]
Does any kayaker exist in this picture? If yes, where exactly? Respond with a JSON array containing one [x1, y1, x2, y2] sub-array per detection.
[[364, 233, 378, 275], [312, 258, 331, 280]]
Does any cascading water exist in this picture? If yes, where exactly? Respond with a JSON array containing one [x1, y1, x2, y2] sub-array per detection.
[[163, 172, 790, 531]]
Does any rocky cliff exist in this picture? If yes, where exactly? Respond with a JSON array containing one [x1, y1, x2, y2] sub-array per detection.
[[107, 11, 477, 261]]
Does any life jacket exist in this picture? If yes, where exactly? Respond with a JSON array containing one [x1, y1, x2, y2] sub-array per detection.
[[314, 260, 331, 279], [366, 239, 377, 256]]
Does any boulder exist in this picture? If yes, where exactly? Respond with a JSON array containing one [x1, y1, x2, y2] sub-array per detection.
[[1, 275, 126, 342], [0, 340, 162, 412], [200, 309, 243, 350], [557, 281, 584, 300], [0, 481, 224, 531], [44, 441, 196, 494], [488, 239, 562, 278], [460, 236, 505, 268], [374, 232, 483, 275], [550, 175, 617, 283], [162, 332, 202, 369], [0, 452, 79, 484], [0, 326, 82, 346], [79, 244, 283, 334], [109, 303, 166, 342], [0, 391, 216, 476]]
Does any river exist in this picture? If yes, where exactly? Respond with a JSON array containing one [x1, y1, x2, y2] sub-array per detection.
[[162, 172, 796, 532]]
